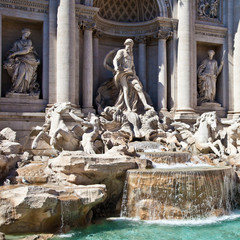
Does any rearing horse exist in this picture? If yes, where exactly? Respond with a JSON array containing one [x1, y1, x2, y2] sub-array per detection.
[[32, 102, 79, 151], [193, 112, 224, 156]]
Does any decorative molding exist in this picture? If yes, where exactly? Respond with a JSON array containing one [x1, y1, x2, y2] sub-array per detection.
[[94, 15, 178, 38], [76, 3, 99, 21], [155, 29, 173, 40], [195, 23, 227, 39], [0, 0, 48, 14]]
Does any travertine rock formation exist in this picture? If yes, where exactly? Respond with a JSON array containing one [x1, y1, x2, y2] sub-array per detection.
[[0, 184, 106, 234]]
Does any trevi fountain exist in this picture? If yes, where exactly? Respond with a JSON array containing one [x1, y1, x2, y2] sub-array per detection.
[[0, 0, 240, 240]]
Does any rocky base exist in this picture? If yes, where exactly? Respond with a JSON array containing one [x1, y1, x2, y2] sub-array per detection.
[[0, 184, 106, 234]]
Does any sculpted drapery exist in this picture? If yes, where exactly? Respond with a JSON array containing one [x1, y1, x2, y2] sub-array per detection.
[[4, 28, 40, 94]]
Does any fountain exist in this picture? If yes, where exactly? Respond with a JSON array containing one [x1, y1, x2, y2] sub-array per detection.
[[121, 153, 237, 220]]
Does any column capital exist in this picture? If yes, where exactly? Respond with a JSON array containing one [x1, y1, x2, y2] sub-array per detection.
[[93, 30, 103, 39], [135, 36, 147, 44], [81, 20, 96, 31], [155, 30, 173, 40]]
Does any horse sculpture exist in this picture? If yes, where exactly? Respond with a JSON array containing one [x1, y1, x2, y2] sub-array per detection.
[[172, 112, 225, 156], [193, 112, 224, 156], [31, 102, 79, 151]]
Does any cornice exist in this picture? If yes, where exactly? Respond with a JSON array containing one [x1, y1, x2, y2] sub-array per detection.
[[0, 0, 48, 14], [195, 23, 227, 39], [76, 4, 99, 21]]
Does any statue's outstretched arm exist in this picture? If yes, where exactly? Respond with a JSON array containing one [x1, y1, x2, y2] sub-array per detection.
[[69, 110, 92, 128]]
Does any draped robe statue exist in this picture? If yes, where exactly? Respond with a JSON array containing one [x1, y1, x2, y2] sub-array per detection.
[[197, 50, 224, 103], [3, 28, 40, 94]]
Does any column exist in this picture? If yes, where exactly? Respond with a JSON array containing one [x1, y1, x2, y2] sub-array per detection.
[[227, 0, 234, 114], [137, 37, 147, 90], [56, 0, 75, 103], [42, 20, 49, 101], [176, 0, 195, 117], [93, 31, 101, 99], [0, 14, 2, 98], [156, 31, 169, 112], [74, 20, 80, 106], [231, 0, 240, 117], [82, 21, 95, 113], [48, 0, 57, 104]]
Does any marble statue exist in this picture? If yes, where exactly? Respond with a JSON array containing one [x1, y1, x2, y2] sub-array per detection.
[[95, 38, 164, 141], [220, 118, 240, 155], [3, 28, 40, 94], [197, 50, 224, 103], [31, 102, 79, 151], [69, 110, 100, 154], [172, 112, 225, 156], [112, 38, 153, 113]]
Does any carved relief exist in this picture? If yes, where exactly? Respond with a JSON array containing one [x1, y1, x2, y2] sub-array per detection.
[[197, 0, 221, 21]]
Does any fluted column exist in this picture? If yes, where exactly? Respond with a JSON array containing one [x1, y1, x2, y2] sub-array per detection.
[[156, 31, 170, 112], [56, 0, 75, 103], [48, 0, 57, 103], [176, 0, 195, 117], [0, 14, 2, 97], [136, 37, 147, 90], [82, 21, 95, 113], [93, 31, 101, 98], [232, 0, 240, 117], [227, 0, 234, 114]]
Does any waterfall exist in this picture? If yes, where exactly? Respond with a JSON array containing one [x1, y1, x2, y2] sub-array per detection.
[[60, 199, 71, 233], [120, 166, 236, 220]]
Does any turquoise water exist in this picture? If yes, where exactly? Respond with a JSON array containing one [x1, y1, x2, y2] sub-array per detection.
[[52, 212, 240, 240]]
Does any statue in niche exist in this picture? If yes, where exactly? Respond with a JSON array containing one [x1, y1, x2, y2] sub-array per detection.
[[197, 50, 224, 103], [96, 38, 165, 141], [3, 28, 40, 95], [112, 38, 153, 113]]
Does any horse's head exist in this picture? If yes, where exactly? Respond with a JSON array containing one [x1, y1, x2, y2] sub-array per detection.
[[194, 112, 217, 132], [206, 112, 217, 131]]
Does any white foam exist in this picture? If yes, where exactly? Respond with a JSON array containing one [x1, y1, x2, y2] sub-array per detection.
[[152, 162, 211, 169], [56, 233, 74, 238], [109, 212, 240, 226]]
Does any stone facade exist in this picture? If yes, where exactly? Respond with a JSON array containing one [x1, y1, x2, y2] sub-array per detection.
[[0, 0, 238, 138]]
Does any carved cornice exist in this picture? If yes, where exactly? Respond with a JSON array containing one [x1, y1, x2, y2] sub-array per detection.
[[195, 23, 227, 39], [0, 0, 48, 14], [94, 15, 178, 38]]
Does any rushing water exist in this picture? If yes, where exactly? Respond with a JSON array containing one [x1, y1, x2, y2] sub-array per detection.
[[121, 166, 236, 220], [52, 212, 240, 240]]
